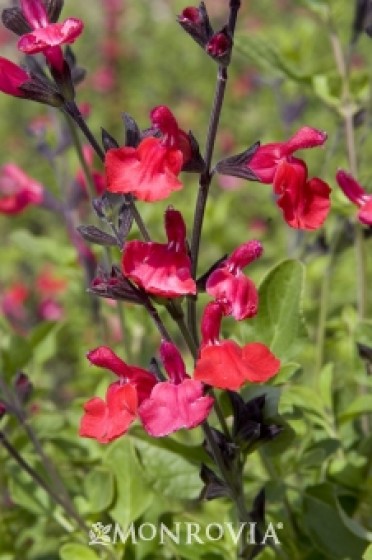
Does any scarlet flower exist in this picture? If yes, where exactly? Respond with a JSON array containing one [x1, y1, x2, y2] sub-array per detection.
[[17, 0, 83, 72], [247, 127, 331, 230], [249, 126, 327, 183], [206, 240, 263, 320], [79, 383, 138, 444], [336, 170, 372, 225], [79, 346, 156, 443], [105, 106, 191, 202], [274, 158, 331, 230], [0, 56, 29, 97], [86, 346, 156, 403], [138, 341, 214, 437], [194, 303, 280, 390], [122, 207, 196, 297], [0, 164, 44, 214]]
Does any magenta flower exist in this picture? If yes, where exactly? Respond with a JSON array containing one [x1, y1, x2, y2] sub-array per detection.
[[0, 164, 44, 214], [122, 207, 196, 297], [336, 170, 372, 226], [0, 56, 29, 97], [206, 240, 263, 320], [17, 0, 84, 72], [138, 341, 214, 437]]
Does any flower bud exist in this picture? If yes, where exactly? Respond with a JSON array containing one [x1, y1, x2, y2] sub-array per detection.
[[177, 2, 213, 49]]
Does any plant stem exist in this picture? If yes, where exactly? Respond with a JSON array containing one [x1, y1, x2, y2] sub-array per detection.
[[188, 2, 241, 345], [315, 225, 343, 375], [0, 376, 85, 530], [64, 102, 152, 242], [0, 431, 86, 532], [188, 66, 227, 344]]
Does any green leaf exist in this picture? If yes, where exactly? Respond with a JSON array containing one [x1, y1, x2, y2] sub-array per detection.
[[303, 483, 369, 558], [8, 474, 52, 515], [364, 544, 372, 559], [133, 435, 202, 500], [104, 438, 153, 526], [271, 362, 301, 385], [83, 467, 114, 513], [338, 396, 372, 423], [234, 35, 311, 84], [245, 260, 306, 360], [59, 544, 100, 560]]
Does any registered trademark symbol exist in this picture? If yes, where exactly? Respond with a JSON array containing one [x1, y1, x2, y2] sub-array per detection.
[[276, 523, 283, 530]]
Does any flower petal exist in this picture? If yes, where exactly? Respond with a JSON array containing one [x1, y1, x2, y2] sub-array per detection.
[[194, 340, 247, 390], [241, 343, 281, 383], [105, 138, 184, 202], [122, 240, 196, 297], [139, 379, 213, 437], [79, 383, 137, 443]]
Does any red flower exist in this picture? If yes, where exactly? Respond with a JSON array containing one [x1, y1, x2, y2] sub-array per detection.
[[206, 240, 262, 320], [249, 126, 327, 183], [105, 106, 191, 202], [86, 346, 156, 403], [247, 127, 330, 230], [17, 0, 83, 72], [336, 170, 372, 226], [79, 346, 156, 443], [138, 341, 213, 437], [0, 164, 44, 214], [0, 57, 29, 97], [79, 383, 138, 444], [122, 207, 196, 297], [194, 303, 280, 390], [274, 159, 331, 230]]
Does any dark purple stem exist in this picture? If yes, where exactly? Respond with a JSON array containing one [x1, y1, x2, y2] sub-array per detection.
[[187, 1, 241, 344]]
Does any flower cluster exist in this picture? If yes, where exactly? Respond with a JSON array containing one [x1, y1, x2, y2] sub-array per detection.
[[79, 341, 213, 442]]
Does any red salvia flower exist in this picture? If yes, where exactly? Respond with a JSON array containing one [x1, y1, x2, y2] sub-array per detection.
[[247, 127, 330, 230], [249, 126, 327, 183], [105, 106, 191, 202], [336, 170, 372, 225], [79, 383, 138, 444], [0, 56, 29, 97], [79, 346, 156, 443], [274, 158, 331, 230], [122, 207, 196, 297], [86, 346, 156, 403], [206, 240, 262, 320], [17, 0, 83, 72], [138, 341, 214, 437], [193, 303, 280, 390], [0, 164, 44, 214]]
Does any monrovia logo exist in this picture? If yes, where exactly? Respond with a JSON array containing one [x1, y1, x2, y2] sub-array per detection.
[[88, 521, 283, 547]]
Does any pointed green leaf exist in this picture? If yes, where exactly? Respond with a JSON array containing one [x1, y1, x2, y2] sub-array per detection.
[[244, 260, 306, 360], [104, 438, 153, 526]]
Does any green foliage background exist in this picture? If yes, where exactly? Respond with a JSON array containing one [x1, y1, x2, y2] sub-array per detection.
[[0, 1, 372, 559]]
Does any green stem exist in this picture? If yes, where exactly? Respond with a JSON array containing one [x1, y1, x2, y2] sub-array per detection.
[[315, 225, 343, 375], [0, 431, 86, 533]]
